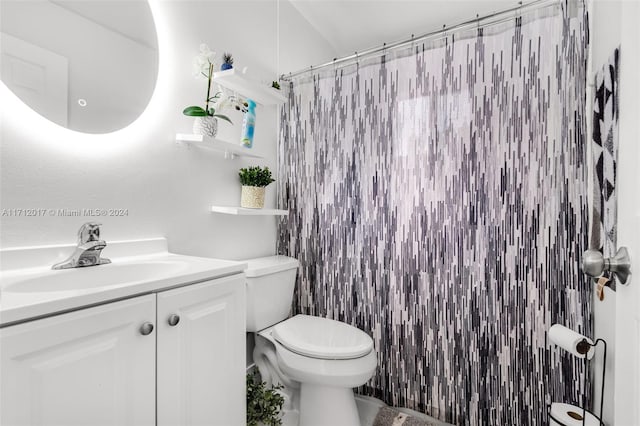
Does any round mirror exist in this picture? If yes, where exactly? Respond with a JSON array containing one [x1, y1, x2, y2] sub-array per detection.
[[0, 0, 158, 134]]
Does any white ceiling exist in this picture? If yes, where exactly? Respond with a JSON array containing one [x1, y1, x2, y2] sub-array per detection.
[[287, 0, 523, 59]]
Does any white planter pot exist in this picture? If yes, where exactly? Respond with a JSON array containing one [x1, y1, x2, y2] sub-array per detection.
[[193, 116, 218, 137], [241, 186, 266, 209]]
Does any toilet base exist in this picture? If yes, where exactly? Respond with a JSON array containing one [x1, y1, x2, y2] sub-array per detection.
[[299, 383, 359, 426]]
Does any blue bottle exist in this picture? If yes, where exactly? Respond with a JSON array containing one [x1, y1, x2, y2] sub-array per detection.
[[241, 99, 256, 148]]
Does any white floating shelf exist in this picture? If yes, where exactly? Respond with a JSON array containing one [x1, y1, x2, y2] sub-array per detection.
[[176, 133, 263, 159], [211, 205, 289, 216], [213, 69, 286, 106]]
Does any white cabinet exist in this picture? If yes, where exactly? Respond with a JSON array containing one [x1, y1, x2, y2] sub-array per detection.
[[0, 295, 156, 426], [157, 275, 246, 426], [0, 274, 246, 426]]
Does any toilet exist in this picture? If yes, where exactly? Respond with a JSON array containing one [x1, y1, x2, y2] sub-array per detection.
[[245, 255, 377, 426]]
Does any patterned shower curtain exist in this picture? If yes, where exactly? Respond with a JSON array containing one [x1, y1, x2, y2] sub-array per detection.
[[278, 2, 589, 425]]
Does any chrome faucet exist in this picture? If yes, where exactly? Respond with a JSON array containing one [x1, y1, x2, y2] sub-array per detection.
[[52, 222, 111, 270]]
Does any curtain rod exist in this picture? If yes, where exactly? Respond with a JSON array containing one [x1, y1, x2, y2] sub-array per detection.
[[280, 0, 562, 81]]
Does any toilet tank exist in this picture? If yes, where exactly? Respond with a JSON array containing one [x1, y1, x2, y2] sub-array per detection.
[[245, 255, 299, 332]]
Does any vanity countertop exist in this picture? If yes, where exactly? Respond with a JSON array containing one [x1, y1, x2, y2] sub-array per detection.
[[0, 238, 246, 327]]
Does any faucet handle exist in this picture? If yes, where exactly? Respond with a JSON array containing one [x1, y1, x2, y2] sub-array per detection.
[[77, 222, 103, 244]]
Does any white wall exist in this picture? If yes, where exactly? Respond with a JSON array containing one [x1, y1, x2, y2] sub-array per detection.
[[613, 1, 640, 424], [0, 0, 334, 260], [590, 1, 640, 425], [589, 2, 621, 424]]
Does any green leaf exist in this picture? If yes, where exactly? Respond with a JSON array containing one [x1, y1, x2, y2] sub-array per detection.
[[182, 106, 207, 117], [239, 166, 275, 187], [214, 114, 233, 124], [246, 372, 284, 426]]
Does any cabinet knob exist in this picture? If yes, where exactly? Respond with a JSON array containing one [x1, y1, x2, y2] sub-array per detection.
[[139, 322, 154, 335], [167, 314, 180, 327]]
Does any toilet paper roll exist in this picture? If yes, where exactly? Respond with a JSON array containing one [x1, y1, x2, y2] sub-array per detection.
[[549, 324, 594, 359], [549, 402, 600, 426]]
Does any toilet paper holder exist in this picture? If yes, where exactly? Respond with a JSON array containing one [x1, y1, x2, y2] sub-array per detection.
[[549, 324, 607, 426], [582, 247, 631, 285]]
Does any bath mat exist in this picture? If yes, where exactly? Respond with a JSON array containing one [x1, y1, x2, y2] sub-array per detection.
[[373, 407, 441, 426]]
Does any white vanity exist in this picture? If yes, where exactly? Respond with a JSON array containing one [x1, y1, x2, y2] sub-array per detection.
[[0, 238, 246, 426]]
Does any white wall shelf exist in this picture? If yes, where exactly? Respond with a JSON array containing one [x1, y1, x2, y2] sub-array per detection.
[[176, 133, 263, 159], [213, 69, 286, 106], [210, 205, 289, 216]]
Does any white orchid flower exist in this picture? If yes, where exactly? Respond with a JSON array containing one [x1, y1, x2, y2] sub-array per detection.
[[199, 43, 212, 55], [192, 43, 217, 79], [215, 91, 230, 110], [200, 44, 216, 62]]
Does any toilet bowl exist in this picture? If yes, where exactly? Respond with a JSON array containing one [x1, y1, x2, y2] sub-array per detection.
[[245, 256, 377, 426]]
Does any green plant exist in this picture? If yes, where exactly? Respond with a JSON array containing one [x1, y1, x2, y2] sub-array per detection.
[[271, 80, 281, 90], [239, 166, 275, 187], [183, 44, 232, 123], [223, 52, 234, 66], [247, 372, 285, 426]]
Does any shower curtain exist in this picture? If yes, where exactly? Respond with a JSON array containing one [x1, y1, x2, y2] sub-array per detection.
[[278, 2, 589, 425]]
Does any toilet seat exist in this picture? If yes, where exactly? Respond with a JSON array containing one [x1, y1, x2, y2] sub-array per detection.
[[275, 339, 377, 387], [258, 315, 377, 388], [272, 315, 373, 360], [255, 329, 376, 388]]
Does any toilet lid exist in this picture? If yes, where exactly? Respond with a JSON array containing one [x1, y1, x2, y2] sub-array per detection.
[[272, 315, 373, 360]]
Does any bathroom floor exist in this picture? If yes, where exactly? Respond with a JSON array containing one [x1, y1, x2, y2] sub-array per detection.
[[276, 394, 452, 426]]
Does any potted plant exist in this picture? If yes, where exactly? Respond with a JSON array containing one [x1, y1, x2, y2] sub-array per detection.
[[247, 372, 285, 426], [184, 44, 232, 137], [221, 53, 234, 71], [239, 166, 275, 209]]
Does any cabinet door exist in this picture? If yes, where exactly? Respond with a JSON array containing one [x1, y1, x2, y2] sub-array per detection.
[[0, 295, 156, 426], [157, 274, 246, 426]]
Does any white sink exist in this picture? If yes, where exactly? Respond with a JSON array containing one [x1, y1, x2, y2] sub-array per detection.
[[4, 260, 191, 293], [0, 238, 247, 325]]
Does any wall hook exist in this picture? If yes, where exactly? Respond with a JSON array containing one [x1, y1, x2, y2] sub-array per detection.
[[582, 247, 632, 285]]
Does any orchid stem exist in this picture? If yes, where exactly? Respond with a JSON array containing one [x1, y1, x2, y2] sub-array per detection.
[[205, 62, 213, 116]]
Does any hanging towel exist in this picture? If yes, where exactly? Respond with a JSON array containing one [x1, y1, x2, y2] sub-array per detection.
[[590, 47, 620, 290]]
